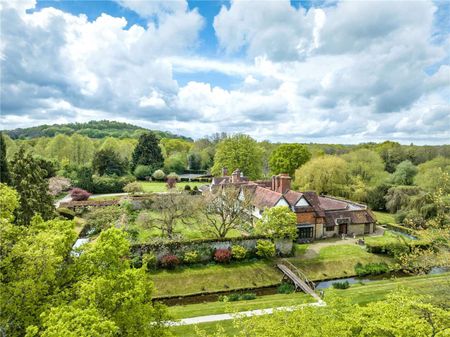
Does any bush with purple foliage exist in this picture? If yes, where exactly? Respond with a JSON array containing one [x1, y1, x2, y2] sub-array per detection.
[[214, 248, 231, 263], [70, 188, 91, 201], [160, 254, 180, 269]]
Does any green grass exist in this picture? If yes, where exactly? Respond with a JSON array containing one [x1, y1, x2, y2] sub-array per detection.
[[170, 272, 450, 337], [152, 261, 281, 297], [287, 244, 394, 281], [140, 181, 205, 193], [365, 230, 411, 246], [373, 211, 396, 224], [293, 243, 309, 256], [168, 292, 312, 319]]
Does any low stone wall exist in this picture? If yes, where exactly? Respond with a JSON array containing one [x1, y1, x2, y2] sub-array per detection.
[[131, 236, 293, 263]]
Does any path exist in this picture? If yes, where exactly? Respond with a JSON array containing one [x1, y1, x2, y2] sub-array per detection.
[[54, 192, 129, 207], [168, 301, 326, 326]]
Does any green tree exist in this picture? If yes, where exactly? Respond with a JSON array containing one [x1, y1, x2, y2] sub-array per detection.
[[92, 148, 128, 176], [269, 144, 311, 177], [0, 132, 11, 184], [390, 160, 418, 185], [37, 305, 118, 337], [295, 155, 350, 197], [0, 183, 19, 222], [211, 134, 263, 179], [131, 132, 164, 171], [75, 228, 171, 336], [70, 134, 94, 166], [164, 153, 187, 174], [0, 216, 76, 336], [415, 157, 450, 193], [10, 147, 55, 226], [341, 149, 387, 186], [187, 152, 202, 171], [255, 206, 297, 240]]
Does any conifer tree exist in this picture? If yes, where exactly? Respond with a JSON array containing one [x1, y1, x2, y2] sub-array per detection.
[[0, 132, 11, 185], [10, 147, 54, 225], [131, 132, 164, 171]]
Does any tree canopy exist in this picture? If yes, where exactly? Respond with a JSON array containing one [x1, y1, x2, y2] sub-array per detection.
[[131, 132, 164, 171], [295, 155, 349, 196], [255, 206, 297, 240], [211, 134, 263, 179], [269, 143, 311, 177], [0, 132, 11, 184]]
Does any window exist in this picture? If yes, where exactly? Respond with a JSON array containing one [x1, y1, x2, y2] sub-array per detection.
[[297, 226, 314, 240], [325, 226, 335, 232]]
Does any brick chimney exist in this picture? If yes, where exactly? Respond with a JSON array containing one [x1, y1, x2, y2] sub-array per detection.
[[271, 175, 276, 191], [222, 167, 228, 176], [231, 169, 241, 183], [278, 173, 291, 194]]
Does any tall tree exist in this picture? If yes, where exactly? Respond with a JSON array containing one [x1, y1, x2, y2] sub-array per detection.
[[137, 193, 200, 239], [295, 155, 350, 197], [200, 187, 253, 238], [390, 160, 418, 185], [131, 132, 164, 171], [0, 132, 11, 184], [211, 134, 263, 179], [92, 148, 128, 176], [10, 147, 55, 226], [255, 206, 297, 240], [269, 143, 311, 177]]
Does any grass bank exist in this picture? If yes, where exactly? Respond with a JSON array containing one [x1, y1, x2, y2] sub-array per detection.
[[287, 244, 394, 281], [373, 211, 396, 224], [152, 261, 281, 297], [170, 272, 450, 337]]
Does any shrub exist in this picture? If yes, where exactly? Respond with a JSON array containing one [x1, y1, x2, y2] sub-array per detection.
[[184, 184, 192, 191], [134, 165, 153, 180], [152, 169, 166, 181], [143, 253, 157, 271], [231, 245, 248, 260], [256, 240, 276, 258], [49, 176, 71, 196], [85, 206, 122, 235], [160, 254, 180, 269], [70, 187, 91, 201], [214, 248, 231, 263], [56, 207, 75, 220], [183, 250, 200, 264], [123, 182, 144, 195], [131, 255, 142, 268], [277, 282, 295, 294], [219, 293, 256, 302], [240, 293, 257, 300], [91, 175, 136, 193], [332, 281, 350, 289], [355, 262, 390, 276]]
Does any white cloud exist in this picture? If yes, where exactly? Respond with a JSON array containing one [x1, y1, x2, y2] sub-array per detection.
[[0, 0, 449, 144]]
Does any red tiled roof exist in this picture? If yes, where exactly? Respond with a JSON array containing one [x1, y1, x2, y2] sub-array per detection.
[[325, 209, 375, 225], [252, 186, 283, 209], [318, 196, 348, 210], [284, 190, 303, 206]]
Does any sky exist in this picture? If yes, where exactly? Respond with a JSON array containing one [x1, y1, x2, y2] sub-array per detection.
[[0, 0, 449, 144]]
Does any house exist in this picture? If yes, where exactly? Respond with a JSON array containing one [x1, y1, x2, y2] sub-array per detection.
[[209, 169, 376, 242]]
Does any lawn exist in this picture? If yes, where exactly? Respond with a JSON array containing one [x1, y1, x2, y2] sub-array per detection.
[[168, 292, 312, 319], [365, 229, 412, 246], [140, 181, 205, 193], [170, 272, 450, 336], [286, 244, 394, 281], [151, 261, 281, 297], [373, 211, 396, 224]]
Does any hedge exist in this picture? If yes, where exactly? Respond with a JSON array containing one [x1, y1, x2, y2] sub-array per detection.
[[366, 240, 431, 256], [384, 223, 417, 236]]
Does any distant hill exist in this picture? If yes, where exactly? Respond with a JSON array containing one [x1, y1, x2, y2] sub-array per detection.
[[4, 120, 192, 141]]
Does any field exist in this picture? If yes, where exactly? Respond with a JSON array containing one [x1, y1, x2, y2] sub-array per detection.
[[152, 261, 281, 297], [170, 272, 450, 336]]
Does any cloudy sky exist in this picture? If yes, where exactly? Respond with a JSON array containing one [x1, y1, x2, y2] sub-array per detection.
[[1, 0, 449, 144]]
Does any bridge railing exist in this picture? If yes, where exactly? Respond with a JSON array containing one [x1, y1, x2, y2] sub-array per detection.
[[278, 259, 316, 291]]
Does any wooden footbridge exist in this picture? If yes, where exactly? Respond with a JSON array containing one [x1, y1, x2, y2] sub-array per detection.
[[277, 260, 321, 301]]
